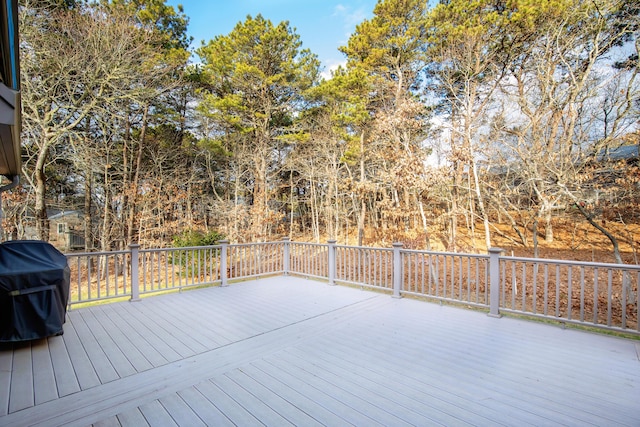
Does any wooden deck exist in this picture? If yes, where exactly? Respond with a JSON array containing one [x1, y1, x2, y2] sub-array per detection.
[[1, 276, 639, 427]]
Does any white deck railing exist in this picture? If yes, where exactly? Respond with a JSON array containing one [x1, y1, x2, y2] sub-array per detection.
[[65, 239, 640, 335]]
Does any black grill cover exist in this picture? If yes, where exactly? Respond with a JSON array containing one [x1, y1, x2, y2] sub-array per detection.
[[0, 240, 70, 342]]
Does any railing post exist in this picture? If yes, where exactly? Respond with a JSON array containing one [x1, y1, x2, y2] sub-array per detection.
[[328, 239, 337, 285], [392, 242, 403, 298], [219, 240, 229, 287], [283, 237, 290, 275], [488, 247, 503, 318], [129, 244, 141, 302]]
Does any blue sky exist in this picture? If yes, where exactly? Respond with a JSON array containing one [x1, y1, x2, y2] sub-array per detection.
[[165, 0, 378, 77]]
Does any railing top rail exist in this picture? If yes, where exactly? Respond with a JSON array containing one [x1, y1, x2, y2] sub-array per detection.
[[335, 245, 392, 251], [229, 241, 284, 248], [65, 249, 129, 257], [499, 254, 640, 270], [400, 248, 490, 259], [290, 241, 328, 247], [141, 245, 221, 253]]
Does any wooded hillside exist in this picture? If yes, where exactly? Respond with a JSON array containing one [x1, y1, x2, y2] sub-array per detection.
[[2, 0, 639, 262]]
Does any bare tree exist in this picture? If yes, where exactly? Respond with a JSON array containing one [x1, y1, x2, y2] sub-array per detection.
[[492, 0, 639, 259], [20, 1, 183, 242]]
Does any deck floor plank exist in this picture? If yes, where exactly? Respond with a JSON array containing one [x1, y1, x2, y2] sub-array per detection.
[[176, 386, 235, 427], [112, 302, 183, 364], [249, 357, 387, 427], [291, 338, 542, 427], [298, 302, 635, 426], [263, 352, 425, 427], [140, 295, 227, 351], [31, 339, 58, 405], [122, 299, 205, 358], [0, 344, 12, 416], [67, 311, 119, 384], [1, 276, 638, 427], [77, 309, 139, 379], [222, 367, 325, 427], [90, 305, 154, 373], [138, 399, 178, 427], [340, 312, 637, 424], [91, 415, 121, 427], [175, 287, 294, 341], [286, 345, 506, 426], [289, 341, 544, 427], [113, 301, 193, 360], [193, 380, 263, 427], [58, 315, 101, 391], [0, 286, 384, 427], [209, 374, 295, 427], [141, 291, 237, 347], [308, 308, 602, 424], [116, 407, 150, 427], [232, 362, 352, 427], [96, 303, 168, 369], [158, 393, 207, 427], [8, 342, 34, 413], [47, 334, 81, 398]]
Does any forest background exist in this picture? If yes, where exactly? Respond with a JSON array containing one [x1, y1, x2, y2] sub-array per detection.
[[2, 0, 639, 264]]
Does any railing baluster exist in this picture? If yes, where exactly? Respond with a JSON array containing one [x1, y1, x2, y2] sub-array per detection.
[[580, 267, 585, 322], [636, 271, 640, 332], [467, 257, 471, 302], [607, 269, 613, 327], [567, 266, 573, 321], [130, 244, 140, 302], [555, 265, 560, 318], [533, 263, 538, 314], [500, 259, 505, 308], [621, 270, 628, 329], [421, 253, 425, 295], [443, 255, 447, 300], [543, 264, 549, 316], [488, 248, 502, 318], [427, 254, 432, 296], [511, 262, 517, 310], [593, 268, 599, 324]]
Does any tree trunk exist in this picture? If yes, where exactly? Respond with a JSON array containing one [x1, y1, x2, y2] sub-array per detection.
[[357, 131, 366, 247], [34, 137, 53, 242], [289, 171, 294, 240], [544, 208, 553, 243], [101, 166, 112, 252], [418, 199, 431, 250], [450, 162, 460, 252], [84, 171, 92, 251], [574, 202, 623, 264], [121, 115, 131, 249], [471, 159, 491, 250], [532, 218, 539, 258], [126, 104, 149, 246], [358, 198, 366, 247], [250, 154, 267, 241]]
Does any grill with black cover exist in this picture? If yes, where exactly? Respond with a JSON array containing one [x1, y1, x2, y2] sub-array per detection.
[[0, 240, 70, 342]]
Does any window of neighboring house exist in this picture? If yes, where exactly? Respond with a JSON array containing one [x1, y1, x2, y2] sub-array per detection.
[[57, 223, 67, 234]]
